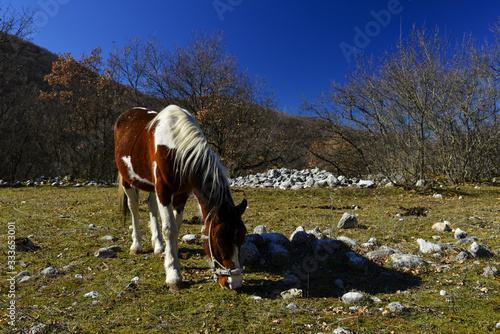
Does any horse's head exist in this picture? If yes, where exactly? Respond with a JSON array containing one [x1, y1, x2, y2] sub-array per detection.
[[205, 199, 247, 290]]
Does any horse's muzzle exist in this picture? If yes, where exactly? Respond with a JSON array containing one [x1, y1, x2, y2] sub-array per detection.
[[227, 273, 243, 289]]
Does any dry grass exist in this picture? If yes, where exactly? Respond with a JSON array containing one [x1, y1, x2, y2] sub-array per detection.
[[1, 184, 499, 333]]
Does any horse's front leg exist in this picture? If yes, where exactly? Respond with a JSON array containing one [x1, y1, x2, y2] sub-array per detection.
[[156, 196, 183, 291], [148, 192, 165, 256]]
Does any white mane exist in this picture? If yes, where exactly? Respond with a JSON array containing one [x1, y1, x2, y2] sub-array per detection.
[[148, 105, 231, 206]]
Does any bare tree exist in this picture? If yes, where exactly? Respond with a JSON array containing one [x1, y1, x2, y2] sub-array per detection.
[[305, 25, 500, 185], [0, 4, 35, 65], [109, 31, 296, 175]]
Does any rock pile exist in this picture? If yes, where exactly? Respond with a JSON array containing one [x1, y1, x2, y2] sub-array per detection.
[[230, 168, 376, 189]]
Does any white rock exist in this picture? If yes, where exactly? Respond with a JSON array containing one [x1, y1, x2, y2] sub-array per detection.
[[182, 234, 199, 244], [454, 228, 468, 240], [432, 221, 452, 232], [341, 291, 364, 304], [84, 291, 99, 298], [280, 288, 303, 299], [41, 267, 58, 275], [338, 212, 358, 229], [253, 225, 267, 234], [338, 236, 357, 247], [417, 238, 442, 253], [440, 290, 447, 296], [391, 253, 425, 268], [387, 302, 409, 312]]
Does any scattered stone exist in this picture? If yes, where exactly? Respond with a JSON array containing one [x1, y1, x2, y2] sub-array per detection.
[[456, 237, 479, 244], [440, 290, 447, 296], [417, 238, 442, 253], [387, 302, 409, 313], [28, 324, 47, 334], [390, 254, 425, 268], [15, 237, 39, 251], [454, 228, 468, 240], [94, 247, 117, 258], [41, 267, 58, 275], [280, 288, 303, 299], [286, 302, 299, 311], [63, 265, 75, 272], [366, 247, 396, 260], [75, 274, 83, 279], [455, 251, 468, 261], [432, 221, 452, 232], [468, 242, 494, 258], [17, 275, 31, 283], [337, 212, 358, 229], [357, 180, 375, 188], [290, 227, 309, 246], [307, 226, 326, 239], [253, 225, 267, 234], [17, 270, 29, 277], [433, 194, 444, 199], [182, 234, 199, 244], [333, 327, 355, 334], [83, 291, 99, 298], [341, 291, 364, 304], [483, 266, 498, 278], [338, 236, 357, 247], [101, 235, 117, 241]]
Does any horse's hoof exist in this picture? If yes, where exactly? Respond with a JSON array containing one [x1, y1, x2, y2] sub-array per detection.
[[129, 249, 142, 255], [153, 251, 164, 257], [167, 282, 182, 292]]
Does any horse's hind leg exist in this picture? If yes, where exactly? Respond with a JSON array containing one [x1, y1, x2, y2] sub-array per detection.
[[148, 192, 165, 256], [124, 187, 142, 254]]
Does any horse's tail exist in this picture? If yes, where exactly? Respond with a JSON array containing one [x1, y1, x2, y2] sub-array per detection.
[[117, 173, 128, 226]]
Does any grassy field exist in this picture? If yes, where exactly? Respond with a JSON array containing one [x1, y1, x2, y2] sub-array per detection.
[[1, 184, 499, 333]]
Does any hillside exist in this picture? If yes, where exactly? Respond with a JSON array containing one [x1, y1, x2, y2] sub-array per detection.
[[0, 34, 332, 181]]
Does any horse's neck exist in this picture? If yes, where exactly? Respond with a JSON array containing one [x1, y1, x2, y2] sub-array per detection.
[[193, 186, 231, 226]]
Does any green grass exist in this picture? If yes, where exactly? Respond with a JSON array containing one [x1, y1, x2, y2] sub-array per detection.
[[1, 184, 499, 333]]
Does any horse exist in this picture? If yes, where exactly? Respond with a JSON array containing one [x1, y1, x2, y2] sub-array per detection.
[[114, 105, 247, 291]]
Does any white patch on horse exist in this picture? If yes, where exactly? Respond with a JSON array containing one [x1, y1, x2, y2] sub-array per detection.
[[228, 244, 243, 289], [148, 105, 231, 206], [132, 106, 148, 110], [122, 156, 154, 186], [148, 111, 158, 114]]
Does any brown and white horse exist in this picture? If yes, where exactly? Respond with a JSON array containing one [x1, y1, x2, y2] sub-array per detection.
[[114, 105, 247, 291]]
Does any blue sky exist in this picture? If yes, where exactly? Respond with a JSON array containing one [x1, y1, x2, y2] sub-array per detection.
[[7, 0, 500, 114]]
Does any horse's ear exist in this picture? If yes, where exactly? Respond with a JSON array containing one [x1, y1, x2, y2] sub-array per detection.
[[237, 199, 247, 216]]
